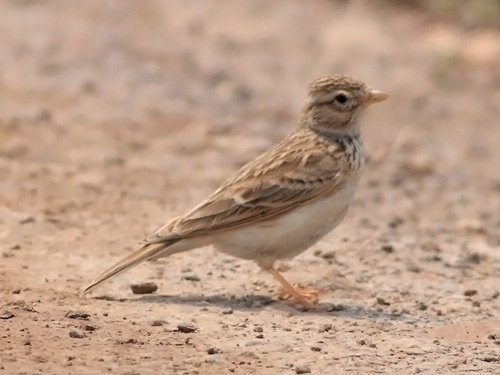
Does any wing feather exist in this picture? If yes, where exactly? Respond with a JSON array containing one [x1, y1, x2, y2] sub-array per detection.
[[145, 133, 346, 243]]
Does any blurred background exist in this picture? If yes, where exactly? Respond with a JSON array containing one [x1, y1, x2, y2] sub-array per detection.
[[1, 0, 498, 263], [0, 1, 499, 373]]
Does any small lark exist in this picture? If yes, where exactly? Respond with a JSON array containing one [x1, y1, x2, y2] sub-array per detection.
[[79, 75, 388, 307]]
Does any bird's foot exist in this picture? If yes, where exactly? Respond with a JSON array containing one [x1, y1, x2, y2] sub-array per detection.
[[278, 284, 320, 309]]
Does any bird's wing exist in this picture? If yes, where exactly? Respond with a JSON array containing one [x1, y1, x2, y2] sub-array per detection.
[[145, 133, 347, 243]]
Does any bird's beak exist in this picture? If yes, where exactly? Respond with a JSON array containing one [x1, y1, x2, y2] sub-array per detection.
[[363, 89, 389, 107]]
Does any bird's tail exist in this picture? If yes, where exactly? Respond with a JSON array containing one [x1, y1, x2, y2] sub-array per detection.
[[78, 238, 181, 296]]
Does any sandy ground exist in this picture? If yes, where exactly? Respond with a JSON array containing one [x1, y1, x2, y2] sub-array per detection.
[[1, 1, 500, 374]]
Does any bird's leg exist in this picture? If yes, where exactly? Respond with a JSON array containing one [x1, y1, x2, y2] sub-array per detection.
[[267, 266, 319, 309]]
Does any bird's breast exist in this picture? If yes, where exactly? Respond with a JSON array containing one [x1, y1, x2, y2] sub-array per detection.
[[211, 179, 359, 262]]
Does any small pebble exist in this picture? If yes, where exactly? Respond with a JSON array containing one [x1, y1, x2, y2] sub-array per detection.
[[207, 348, 218, 355], [381, 244, 394, 253], [19, 216, 35, 224], [177, 323, 197, 333], [69, 330, 85, 339], [221, 308, 233, 315], [388, 218, 403, 228], [151, 320, 164, 327], [325, 303, 345, 312], [253, 326, 263, 333], [117, 338, 138, 344], [376, 297, 390, 306], [184, 275, 201, 282], [311, 346, 321, 352], [65, 310, 90, 320], [417, 302, 428, 311], [0, 310, 15, 320], [320, 251, 336, 260], [318, 323, 332, 333], [464, 289, 477, 296], [255, 334, 264, 339], [130, 282, 158, 294], [465, 253, 481, 265], [406, 264, 421, 273], [295, 365, 311, 374]]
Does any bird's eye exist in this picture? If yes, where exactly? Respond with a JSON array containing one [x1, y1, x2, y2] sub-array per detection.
[[334, 93, 348, 104]]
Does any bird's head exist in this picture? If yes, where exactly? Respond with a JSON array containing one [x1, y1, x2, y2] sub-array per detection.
[[301, 75, 388, 135]]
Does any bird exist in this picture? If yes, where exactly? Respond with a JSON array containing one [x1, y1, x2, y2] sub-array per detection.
[[78, 75, 388, 308]]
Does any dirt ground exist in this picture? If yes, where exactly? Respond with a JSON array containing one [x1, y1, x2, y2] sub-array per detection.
[[1, 1, 500, 374]]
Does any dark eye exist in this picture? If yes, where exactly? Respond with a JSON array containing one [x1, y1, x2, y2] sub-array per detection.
[[334, 93, 348, 104]]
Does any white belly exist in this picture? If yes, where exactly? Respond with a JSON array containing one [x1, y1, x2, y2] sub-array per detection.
[[211, 180, 358, 268]]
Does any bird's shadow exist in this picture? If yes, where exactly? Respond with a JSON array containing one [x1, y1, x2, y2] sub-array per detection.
[[95, 293, 413, 321]]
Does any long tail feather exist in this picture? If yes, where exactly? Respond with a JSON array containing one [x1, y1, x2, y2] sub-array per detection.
[[78, 239, 180, 296]]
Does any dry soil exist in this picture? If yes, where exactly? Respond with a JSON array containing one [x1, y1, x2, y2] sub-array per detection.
[[1, 1, 500, 374]]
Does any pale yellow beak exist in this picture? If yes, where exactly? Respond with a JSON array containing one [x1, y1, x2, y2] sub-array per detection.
[[363, 89, 389, 107]]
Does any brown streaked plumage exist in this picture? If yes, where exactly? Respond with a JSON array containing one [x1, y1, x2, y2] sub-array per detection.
[[78, 75, 388, 308]]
